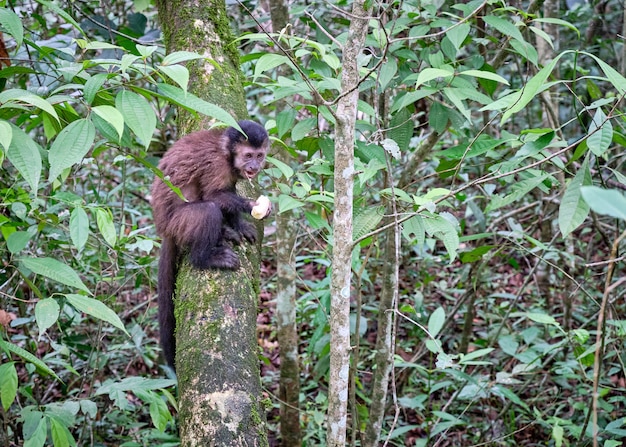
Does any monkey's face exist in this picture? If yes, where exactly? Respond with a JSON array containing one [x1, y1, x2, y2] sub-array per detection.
[[234, 143, 268, 179]]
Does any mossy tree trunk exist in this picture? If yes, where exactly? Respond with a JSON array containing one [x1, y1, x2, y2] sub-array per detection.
[[154, 1, 268, 445]]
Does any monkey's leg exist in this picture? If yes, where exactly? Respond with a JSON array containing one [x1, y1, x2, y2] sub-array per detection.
[[168, 201, 240, 269]]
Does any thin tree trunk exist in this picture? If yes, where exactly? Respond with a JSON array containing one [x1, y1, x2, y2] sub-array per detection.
[[266, 0, 302, 443], [155, 0, 268, 445], [362, 229, 398, 447], [327, 1, 370, 445]]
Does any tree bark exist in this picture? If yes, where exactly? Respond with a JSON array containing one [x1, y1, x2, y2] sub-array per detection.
[[327, 0, 371, 445], [155, 0, 268, 445]]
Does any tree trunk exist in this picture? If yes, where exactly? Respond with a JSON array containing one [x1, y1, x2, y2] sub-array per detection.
[[327, 0, 371, 445], [155, 1, 268, 445], [267, 0, 302, 444]]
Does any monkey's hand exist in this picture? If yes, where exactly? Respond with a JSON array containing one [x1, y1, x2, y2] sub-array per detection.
[[251, 195, 272, 219], [240, 221, 257, 244]]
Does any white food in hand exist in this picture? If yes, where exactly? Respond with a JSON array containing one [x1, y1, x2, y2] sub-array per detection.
[[251, 195, 271, 219]]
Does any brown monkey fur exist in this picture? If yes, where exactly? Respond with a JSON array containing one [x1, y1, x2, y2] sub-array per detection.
[[151, 120, 270, 368]]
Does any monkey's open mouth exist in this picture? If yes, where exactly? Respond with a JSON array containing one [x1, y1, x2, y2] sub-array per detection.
[[244, 170, 257, 178]]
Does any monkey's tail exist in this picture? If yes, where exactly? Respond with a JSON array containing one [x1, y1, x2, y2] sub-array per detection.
[[157, 236, 178, 369]]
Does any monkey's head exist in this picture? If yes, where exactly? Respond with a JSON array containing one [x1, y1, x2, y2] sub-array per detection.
[[227, 120, 270, 179]]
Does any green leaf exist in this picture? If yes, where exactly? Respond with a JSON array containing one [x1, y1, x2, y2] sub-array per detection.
[[83, 73, 108, 105], [483, 15, 525, 43], [0, 8, 23, 47], [460, 69, 509, 85], [157, 84, 239, 129], [526, 312, 559, 326], [0, 338, 60, 380], [423, 214, 460, 261], [532, 18, 580, 37], [23, 415, 47, 447], [95, 208, 117, 247], [389, 107, 413, 151], [35, 298, 60, 335], [253, 53, 292, 81], [116, 91, 156, 149], [50, 417, 76, 447], [92, 106, 124, 142], [485, 174, 550, 213], [402, 215, 425, 244], [95, 377, 177, 396], [291, 117, 317, 142], [36, 0, 84, 35], [580, 186, 626, 220], [19, 257, 91, 294], [0, 89, 59, 122], [587, 108, 613, 157], [7, 231, 33, 254], [583, 52, 626, 96], [49, 119, 96, 181], [0, 362, 18, 411], [276, 109, 296, 139], [428, 307, 445, 338], [65, 294, 128, 335], [459, 348, 495, 363], [69, 207, 89, 251], [278, 194, 305, 213], [446, 22, 470, 50], [7, 124, 42, 192], [378, 58, 397, 91], [0, 120, 12, 151], [559, 157, 591, 237], [353, 207, 384, 241], [266, 155, 294, 179], [158, 64, 190, 92], [414, 67, 454, 89], [161, 50, 205, 65], [500, 56, 562, 124]]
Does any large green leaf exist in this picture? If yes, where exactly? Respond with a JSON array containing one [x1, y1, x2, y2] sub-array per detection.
[[19, 257, 91, 294], [65, 294, 128, 335], [116, 91, 156, 149], [0, 89, 59, 122], [580, 186, 626, 220], [92, 105, 124, 142], [157, 84, 239, 129], [158, 64, 190, 92], [161, 50, 206, 65], [0, 338, 60, 381], [500, 56, 562, 124], [253, 53, 292, 81], [48, 118, 96, 181], [353, 206, 384, 241], [0, 8, 23, 47], [35, 298, 60, 335], [587, 108, 613, 157], [69, 207, 90, 251], [0, 362, 18, 411], [559, 157, 591, 237], [7, 124, 42, 193]]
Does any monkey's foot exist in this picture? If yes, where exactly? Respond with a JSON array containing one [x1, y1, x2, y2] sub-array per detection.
[[193, 246, 240, 270], [223, 226, 243, 244], [239, 221, 257, 244]]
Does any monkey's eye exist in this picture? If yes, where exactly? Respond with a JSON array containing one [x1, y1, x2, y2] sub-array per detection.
[[245, 153, 253, 159]]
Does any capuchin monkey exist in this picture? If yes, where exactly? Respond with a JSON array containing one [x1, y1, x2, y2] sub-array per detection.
[[151, 120, 271, 368]]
